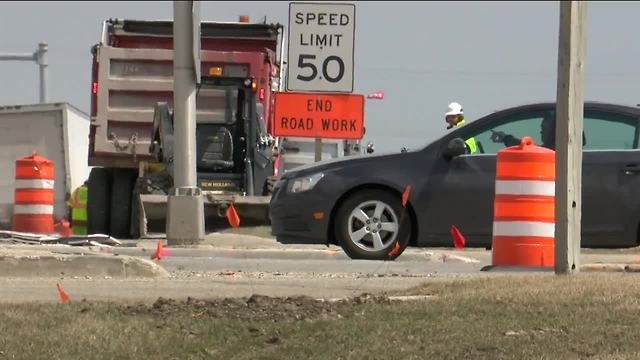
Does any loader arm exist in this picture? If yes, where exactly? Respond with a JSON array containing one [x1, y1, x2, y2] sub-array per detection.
[[150, 102, 175, 177]]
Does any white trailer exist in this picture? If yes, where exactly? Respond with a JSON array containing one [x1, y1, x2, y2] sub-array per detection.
[[0, 103, 90, 229]]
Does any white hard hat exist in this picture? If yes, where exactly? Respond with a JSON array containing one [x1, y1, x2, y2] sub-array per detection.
[[445, 102, 463, 116]]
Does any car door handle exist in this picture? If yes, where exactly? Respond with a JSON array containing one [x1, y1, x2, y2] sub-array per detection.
[[623, 164, 640, 174]]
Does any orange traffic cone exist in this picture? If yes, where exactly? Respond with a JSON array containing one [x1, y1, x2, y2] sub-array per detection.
[[151, 240, 165, 260], [450, 225, 466, 250], [226, 204, 240, 228]]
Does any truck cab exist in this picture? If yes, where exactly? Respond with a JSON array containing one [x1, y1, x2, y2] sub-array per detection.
[[150, 76, 273, 197]]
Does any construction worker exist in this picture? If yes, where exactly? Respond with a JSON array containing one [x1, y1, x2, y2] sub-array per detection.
[[445, 102, 477, 154], [67, 181, 88, 235]]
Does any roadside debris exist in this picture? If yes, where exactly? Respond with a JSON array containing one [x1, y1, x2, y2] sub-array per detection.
[[0, 230, 120, 247]]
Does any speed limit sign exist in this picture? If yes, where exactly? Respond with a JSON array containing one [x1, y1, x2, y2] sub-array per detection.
[[287, 2, 355, 93]]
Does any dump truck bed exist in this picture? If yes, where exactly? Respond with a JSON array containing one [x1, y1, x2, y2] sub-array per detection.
[[89, 19, 282, 168]]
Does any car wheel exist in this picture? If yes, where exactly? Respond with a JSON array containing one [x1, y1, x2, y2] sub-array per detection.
[[335, 189, 411, 260]]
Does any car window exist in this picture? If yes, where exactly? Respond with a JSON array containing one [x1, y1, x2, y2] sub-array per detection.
[[463, 112, 549, 155], [583, 111, 638, 150]]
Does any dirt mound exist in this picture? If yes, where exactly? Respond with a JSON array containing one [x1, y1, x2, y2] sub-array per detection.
[[120, 293, 390, 322]]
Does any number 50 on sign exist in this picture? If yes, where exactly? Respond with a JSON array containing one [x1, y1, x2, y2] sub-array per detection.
[[287, 2, 356, 93]]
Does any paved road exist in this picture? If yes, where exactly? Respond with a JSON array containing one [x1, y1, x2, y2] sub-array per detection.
[[112, 246, 487, 276], [0, 238, 491, 303], [2, 232, 640, 303]]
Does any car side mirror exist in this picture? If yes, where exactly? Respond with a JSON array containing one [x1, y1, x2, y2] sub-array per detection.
[[443, 138, 467, 159]]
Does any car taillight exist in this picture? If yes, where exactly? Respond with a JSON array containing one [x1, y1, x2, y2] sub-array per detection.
[[259, 88, 265, 101], [92, 82, 98, 94]]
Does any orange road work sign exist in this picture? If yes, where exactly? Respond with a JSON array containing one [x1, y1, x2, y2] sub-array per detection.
[[273, 92, 365, 140]]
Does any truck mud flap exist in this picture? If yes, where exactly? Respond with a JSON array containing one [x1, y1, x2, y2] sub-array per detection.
[[137, 194, 271, 238]]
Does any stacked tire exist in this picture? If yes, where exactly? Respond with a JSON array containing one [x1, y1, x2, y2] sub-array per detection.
[[87, 168, 136, 238]]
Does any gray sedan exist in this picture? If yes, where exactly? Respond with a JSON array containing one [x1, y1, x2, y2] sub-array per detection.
[[269, 102, 640, 260]]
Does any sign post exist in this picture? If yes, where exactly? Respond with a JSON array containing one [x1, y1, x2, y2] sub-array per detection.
[[287, 2, 358, 162], [287, 2, 356, 93], [315, 138, 322, 162]]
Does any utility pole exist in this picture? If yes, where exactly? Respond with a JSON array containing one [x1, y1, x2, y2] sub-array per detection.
[[0, 42, 48, 103], [37, 43, 48, 104], [166, 0, 205, 245], [554, 1, 587, 275]]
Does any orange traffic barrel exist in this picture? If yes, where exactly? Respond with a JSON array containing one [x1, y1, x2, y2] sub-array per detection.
[[12, 151, 55, 234], [491, 136, 555, 268]]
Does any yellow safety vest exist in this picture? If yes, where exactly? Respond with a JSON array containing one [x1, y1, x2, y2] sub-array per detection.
[[453, 120, 478, 154], [68, 185, 88, 235]]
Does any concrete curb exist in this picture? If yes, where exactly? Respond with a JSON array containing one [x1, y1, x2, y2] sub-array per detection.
[[624, 264, 640, 272], [481, 263, 640, 273], [114, 246, 484, 263], [580, 263, 639, 273], [429, 252, 481, 264], [122, 237, 486, 263], [480, 265, 553, 272], [0, 254, 170, 279]]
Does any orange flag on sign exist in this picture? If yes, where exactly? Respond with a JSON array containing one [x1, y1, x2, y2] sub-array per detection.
[[226, 204, 240, 228], [450, 225, 466, 250], [56, 282, 70, 303], [401, 186, 412, 208]]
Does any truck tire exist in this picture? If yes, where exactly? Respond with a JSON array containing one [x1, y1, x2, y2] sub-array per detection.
[[129, 177, 145, 239], [87, 168, 112, 235], [109, 169, 136, 239]]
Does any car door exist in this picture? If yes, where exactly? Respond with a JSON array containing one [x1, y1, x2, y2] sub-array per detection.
[[581, 107, 640, 247], [418, 109, 553, 247]]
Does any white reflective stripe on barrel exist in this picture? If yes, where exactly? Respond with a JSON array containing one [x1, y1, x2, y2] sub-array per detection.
[[14, 179, 54, 189], [494, 180, 555, 196], [13, 204, 54, 215], [493, 221, 555, 238]]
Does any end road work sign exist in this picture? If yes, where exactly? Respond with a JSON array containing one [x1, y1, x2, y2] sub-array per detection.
[[273, 92, 364, 139], [287, 2, 356, 93]]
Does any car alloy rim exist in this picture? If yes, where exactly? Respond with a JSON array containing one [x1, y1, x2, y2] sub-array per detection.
[[347, 200, 399, 252]]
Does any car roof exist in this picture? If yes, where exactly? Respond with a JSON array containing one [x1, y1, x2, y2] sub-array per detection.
[[486, 101, 640, 118]]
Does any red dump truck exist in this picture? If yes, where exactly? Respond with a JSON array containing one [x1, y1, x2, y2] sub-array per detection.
[[87, 17, 287, 238]]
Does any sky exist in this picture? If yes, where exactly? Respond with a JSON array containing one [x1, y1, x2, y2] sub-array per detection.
[[1, 1, 639, 153]]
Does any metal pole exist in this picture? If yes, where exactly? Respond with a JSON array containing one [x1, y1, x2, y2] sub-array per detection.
[[554, 1, 587, 275], [37, 42, 48, 103], [278, 25, 286, 92], [166, 0, 204, 245], [0, 53, 34, 61], [0, 44, 47, 103]]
